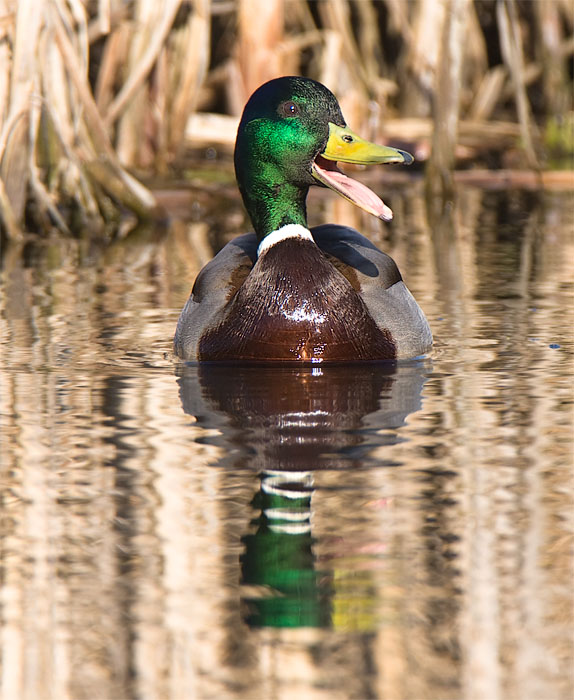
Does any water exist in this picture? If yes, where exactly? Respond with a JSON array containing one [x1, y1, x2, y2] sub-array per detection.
[[1, 183, 573, 700]]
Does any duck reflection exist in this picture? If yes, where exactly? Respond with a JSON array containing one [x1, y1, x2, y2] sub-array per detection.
[[177, 362, 428, 628], [241, 468, 325, 628]]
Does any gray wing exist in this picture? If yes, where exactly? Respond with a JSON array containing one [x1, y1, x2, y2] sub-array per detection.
[[174, 233, 257, 361], [311, 224, 432, 358]]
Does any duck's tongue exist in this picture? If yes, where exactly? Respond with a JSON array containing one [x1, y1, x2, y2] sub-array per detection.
[[312, 156, 394, 221]]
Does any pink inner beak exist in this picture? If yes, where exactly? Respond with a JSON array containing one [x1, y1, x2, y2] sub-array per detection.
[[312, 156, 394, 222]]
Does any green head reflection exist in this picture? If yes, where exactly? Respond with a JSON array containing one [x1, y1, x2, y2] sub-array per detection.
[[240, 470, 331, 628]]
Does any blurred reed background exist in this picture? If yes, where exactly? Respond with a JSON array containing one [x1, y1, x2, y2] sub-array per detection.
[[0, 0, 572, 239]]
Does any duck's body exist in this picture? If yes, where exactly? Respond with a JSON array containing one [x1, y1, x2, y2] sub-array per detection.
[[174, 223, 431, 362], [174, 77, 432, 363]]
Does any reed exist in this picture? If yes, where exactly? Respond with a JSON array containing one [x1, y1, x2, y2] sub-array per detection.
[[0, 0, 572, 238]]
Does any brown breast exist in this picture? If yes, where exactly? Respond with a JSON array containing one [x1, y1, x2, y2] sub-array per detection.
[[198, 238, 396, 363]]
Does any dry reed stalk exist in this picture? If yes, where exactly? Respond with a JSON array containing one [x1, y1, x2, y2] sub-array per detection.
[[354, 2, 400, 133], [284, 0, 317, 34], [319, 29, 343, 93], [426, 0, 471, 201], [535, 0, 570, 116], [355, 0, 383, 84], [316, 0, 377, 136], [28, 87, 72, 234], [113, 0, 182, 167], [0, 0, 157, 238], [351, 0, 401, 127], [383, 0, 412, 46], [0, 111, 28, 238], [319, 0, 367, 90], [496, 0, 538, 168], [50, 4, 156, 213], [228, 0, 286, 114], [460, 2, 489, 109], [96, 0, 111, 37], [94, 21, 132, 114], [401, 0, 446, 118], [0, 0, 41, 234], [0, 2, 12, 129], [497, 35, 574, 104], [40, 28, 102, 224], [468, 66, 507, 121], [167, 0, 211, 163], [104, 0, 211, 169], [0, 171, 21, 240], [88, 2, 129, 44], [107, 0, 183, 128]]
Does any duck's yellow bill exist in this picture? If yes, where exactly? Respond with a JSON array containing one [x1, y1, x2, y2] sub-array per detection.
[[311, 123, 413, 222], [321, 123, 414, 165]]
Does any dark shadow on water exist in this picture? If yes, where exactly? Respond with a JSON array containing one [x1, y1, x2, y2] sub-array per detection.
[[177, 361, 430, 629]]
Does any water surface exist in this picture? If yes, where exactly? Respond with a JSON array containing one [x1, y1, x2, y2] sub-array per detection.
[[1, 184, 573, 700]]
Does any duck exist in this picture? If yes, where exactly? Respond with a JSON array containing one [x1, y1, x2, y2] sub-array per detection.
[[174, 76, 432, 363]]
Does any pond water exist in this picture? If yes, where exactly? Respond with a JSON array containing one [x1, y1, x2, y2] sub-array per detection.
[[1, 179, 573, 700]]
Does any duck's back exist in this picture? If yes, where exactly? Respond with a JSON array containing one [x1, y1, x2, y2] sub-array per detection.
[[311, 224, 432, 359], [173, 233, 257, 361]]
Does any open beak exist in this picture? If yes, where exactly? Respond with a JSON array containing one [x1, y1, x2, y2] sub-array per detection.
[[311, 123, 413, 221]]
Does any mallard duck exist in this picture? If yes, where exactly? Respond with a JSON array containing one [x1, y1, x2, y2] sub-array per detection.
[[174, 76, 432, 363]]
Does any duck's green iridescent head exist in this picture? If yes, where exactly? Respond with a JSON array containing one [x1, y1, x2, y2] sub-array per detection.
[[234, 76, 413, 239]]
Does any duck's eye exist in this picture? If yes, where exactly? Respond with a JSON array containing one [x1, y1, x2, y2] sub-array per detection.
[[279, 101, 300, 117]]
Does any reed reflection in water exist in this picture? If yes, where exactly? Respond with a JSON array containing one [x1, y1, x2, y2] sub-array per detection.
[[0, 186, 573, 699]]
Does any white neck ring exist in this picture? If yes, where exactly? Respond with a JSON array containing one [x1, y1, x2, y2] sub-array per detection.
[[257, 224, 314, 257]]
